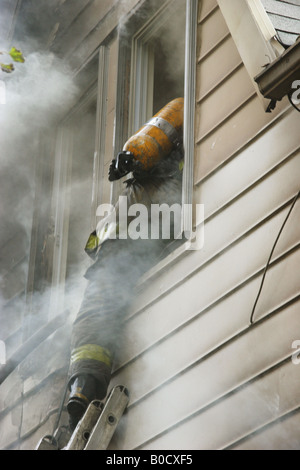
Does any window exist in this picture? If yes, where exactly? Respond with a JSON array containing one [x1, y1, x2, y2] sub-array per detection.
[[50, 54, 98, 314], [49, 0, 199, 313], [128, 0, 186, 136], [50, 39, 119, 315], [113, 0, 199, 265]]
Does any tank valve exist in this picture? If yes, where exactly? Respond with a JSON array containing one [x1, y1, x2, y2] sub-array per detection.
[[108, 151, 136, 181]]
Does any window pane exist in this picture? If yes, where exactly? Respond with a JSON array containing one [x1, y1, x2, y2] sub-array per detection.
[[151, 2, 186, 113], [130, 0, 186, 131], [66, 96, 97, 281]]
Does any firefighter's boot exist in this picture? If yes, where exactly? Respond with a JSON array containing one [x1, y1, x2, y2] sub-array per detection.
[[67, 373, 110, 431], [67, 374, 96, 430], [67, 344, 113, 429]]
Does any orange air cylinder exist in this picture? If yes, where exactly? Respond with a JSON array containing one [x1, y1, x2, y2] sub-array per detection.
[[123, 97, 184, 171]]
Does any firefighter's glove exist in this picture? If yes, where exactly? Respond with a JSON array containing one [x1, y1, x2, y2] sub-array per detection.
[[108, 152, 137, 181]]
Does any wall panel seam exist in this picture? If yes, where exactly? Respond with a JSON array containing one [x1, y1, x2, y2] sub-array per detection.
[[201, 146, 300, 222], [131, 356, 298, 449], [197, 61, 243, 103], [196, 92, 258, 145], [136, 401, 300, 451], [194, 106, 293, 186], [198, 4, 219, 25], [198, 31, 231, 63], [223, 406, 300, 450], [116, 289, 300, 377], [0, 367, 68, 423], [130, 191, 300, 318]]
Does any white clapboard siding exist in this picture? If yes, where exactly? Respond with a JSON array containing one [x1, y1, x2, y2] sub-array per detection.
[[114, 239, 300, 392], [0, 367, 23, 414], [119, 200, 300, 372], [20, 373, 68, 439], [51, 0, 92, 46], [0, 403, 23, 450], [21, 327, 70, 397], [65, 0, 141, 70], [195, 96, 290, 181], [198, 0, 218, 23], [114, 157, 300, 376], [112, 256, 300, 406], [195, 110, 300, 214], [54, 0, 113, 57], [20, 413, 63, 451], [196, 65, 255, 141], [229, 408, 300, 450], [0, 325, 70, 448], [110, 0, 300, 450], [194, 95, 288, 183], [197, 5, 229, 61], [111, 302, 300, 449], [138, 360, 299, 450], [129, 149, 300, 322], [197, 35, 242, 103]]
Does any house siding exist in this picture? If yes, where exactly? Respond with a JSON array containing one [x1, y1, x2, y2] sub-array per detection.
[[0, 0, 139, 451], [0, 0, 299, 451], [109, 0, 300, 450]]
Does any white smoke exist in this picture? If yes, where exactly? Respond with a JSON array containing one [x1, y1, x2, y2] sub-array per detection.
[[0, 0, 187, 449], [0, 47, 81, 380], [0, 50, 78, 243]]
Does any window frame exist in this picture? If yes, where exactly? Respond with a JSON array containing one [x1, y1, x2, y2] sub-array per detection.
[[49, 0, 200, 310], [113, 0, 199, 281], [49, 47, 109, 316], [128, 0, 185, 134]]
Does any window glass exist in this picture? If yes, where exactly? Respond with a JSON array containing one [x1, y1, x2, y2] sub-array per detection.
[[130, 0, 186, 133], [151, 5, 186, 115], [65, 95, 97, 281], [113, 0, 200, 259], [128, 0, 187, 255], [50, 53, 100, 309]]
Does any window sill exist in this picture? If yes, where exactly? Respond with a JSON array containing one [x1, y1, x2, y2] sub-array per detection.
[[137, 219, 204, 287], [137, 239, 192, 287]]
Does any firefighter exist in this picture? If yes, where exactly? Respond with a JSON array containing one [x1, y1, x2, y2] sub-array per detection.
[[66, 98, 184, 430]]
